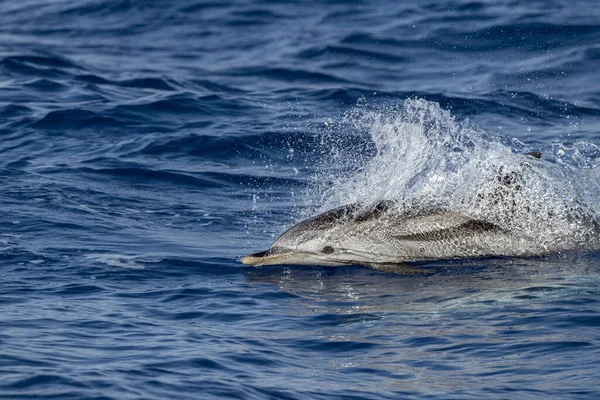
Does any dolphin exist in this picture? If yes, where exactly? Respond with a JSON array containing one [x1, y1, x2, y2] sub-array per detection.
[[242, 152, 561, 272], [241, 200, 547, 272]]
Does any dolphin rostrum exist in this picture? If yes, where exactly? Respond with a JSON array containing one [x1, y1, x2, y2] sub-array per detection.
[[242, 200, 546, 272]]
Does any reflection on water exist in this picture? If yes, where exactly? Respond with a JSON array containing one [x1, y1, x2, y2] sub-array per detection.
[[245, 252, 600, 314]]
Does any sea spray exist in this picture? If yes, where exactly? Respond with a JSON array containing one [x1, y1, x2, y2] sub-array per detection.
[[304, 98, 600, 252]]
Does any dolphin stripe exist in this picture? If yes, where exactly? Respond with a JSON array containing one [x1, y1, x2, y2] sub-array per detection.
[[392, 219, 502, 242]]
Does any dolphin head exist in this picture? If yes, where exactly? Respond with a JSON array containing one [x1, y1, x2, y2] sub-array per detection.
[[242, 202, 393, 267]]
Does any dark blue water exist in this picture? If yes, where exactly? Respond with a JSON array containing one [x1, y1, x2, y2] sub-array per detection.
[[2, 1, 600, 399]]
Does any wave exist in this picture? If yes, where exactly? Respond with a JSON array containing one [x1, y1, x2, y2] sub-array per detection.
[[1, 55, 83, 71], [298, 45, 409, 64], [224, 66, 350, 85], [77, 74, 176, 91], [78, 166, 225, 189], [31, 109, 125, 130]]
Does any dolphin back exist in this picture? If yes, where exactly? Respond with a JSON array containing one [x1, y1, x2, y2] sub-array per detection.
[[277, 201, 544, 264]]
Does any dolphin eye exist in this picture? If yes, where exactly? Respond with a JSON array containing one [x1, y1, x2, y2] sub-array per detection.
[[321, 246, 335, 254]]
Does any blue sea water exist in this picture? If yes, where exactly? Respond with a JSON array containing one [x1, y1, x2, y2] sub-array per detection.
[[1, 0, 600, 398]]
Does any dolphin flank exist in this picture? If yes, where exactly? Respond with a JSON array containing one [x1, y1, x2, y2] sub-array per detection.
[[242, 200, 546, 271]]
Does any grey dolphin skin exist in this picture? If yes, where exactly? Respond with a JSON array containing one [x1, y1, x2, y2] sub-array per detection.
[[242, 201, 544, 271], [242, 152, 548, 272]]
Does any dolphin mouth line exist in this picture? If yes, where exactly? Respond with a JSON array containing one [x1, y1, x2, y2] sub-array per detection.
[[241, 249, 296, 266], [241, 248, 377, 267]]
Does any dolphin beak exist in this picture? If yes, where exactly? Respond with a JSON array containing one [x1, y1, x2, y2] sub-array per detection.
[[241, 249, 296, 266], [241, 250, 269, 266]]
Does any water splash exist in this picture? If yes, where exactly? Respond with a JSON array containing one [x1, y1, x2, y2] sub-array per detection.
[[308, 98, 600, 252]]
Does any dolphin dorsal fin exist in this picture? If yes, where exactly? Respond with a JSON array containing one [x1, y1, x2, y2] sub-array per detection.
[[354, 200, 394, 222], [525, 151, 542, 159]]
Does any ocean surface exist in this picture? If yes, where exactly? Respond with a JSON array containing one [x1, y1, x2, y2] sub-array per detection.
[[1, 0, 600, 399]]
